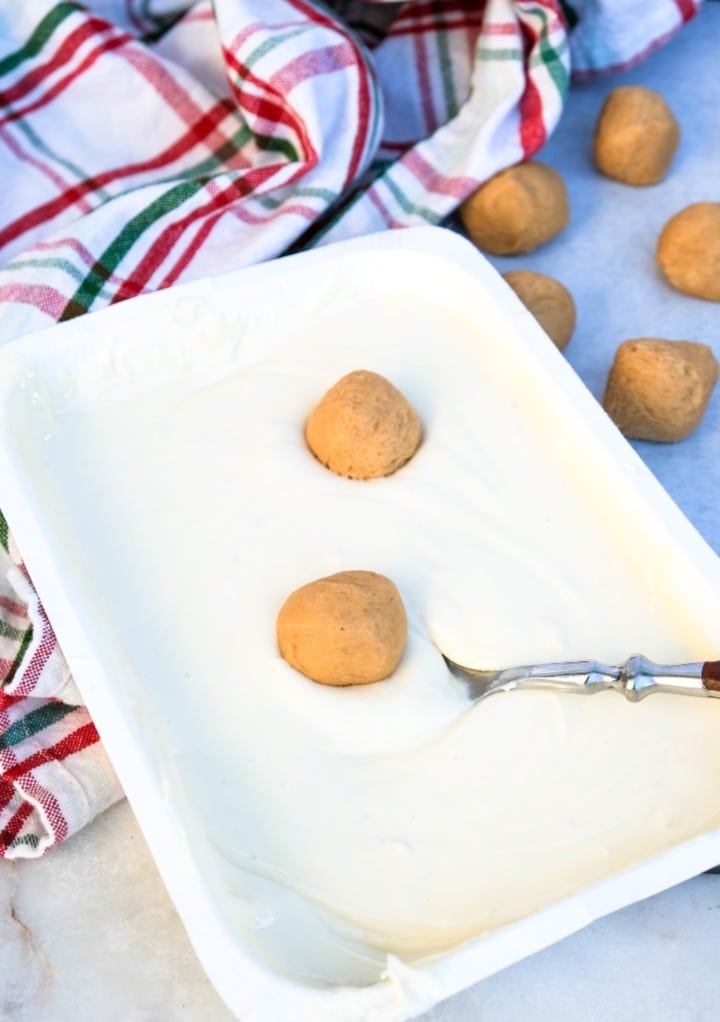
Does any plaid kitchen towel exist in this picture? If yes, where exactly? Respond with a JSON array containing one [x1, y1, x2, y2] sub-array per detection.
[[0, 0, 702, 857]]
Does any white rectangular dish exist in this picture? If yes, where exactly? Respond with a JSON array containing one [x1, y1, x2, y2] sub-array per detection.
[[1, 226, 720, 1022]]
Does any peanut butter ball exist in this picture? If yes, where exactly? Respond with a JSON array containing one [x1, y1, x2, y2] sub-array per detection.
[[593, 86, 679, 186], [502, 270, 576, 350], [305, 370, 422, 479], [276, 570, 408, 686], [657, 203, 720, 301], [458, 161, 569, 255], [602, 338, 718, 442]]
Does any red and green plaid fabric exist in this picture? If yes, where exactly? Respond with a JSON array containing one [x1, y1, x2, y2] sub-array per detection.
[[0, 0, 702, 857], [0, 514, 120, 854]]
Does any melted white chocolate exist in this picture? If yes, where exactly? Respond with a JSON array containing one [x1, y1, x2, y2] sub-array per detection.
[[12, 253, 720, 987]]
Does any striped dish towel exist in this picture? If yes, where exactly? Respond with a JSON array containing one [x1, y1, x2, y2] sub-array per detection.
[[0, 0, 702, 858]]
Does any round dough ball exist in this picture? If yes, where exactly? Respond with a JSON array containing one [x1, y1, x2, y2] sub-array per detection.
[[305, 370, 422, 479], [602, 338, 719, 442], [458, 161, 569, 255], [657, 203, 720, 301], [502, 270, 576, 350], [276, 570, 408, 686], [593, 86, 679, 186]]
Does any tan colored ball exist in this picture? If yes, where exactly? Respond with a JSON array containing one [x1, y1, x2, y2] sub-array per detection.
[[502, 270, 576, 350], [593, 86, 679, 186], [602, 338, 718, 442], [276, 570, 408, 686], [305, 370, 422, 479], [458, 161, 570, 256], [657, 202, 720, 301]]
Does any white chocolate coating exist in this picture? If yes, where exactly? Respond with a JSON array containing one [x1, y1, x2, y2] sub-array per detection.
[[10, 248, 720, 989]]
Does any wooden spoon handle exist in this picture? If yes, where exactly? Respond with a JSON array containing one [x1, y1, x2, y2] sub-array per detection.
[[702, 661, 720, 692]]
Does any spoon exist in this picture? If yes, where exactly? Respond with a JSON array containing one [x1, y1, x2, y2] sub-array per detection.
[[444, 654, 720, 703]]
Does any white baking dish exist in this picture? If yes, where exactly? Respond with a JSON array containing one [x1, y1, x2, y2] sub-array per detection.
[[1, 226, 720, 1022]]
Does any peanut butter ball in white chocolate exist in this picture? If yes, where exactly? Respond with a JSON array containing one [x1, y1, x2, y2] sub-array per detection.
[[594, 86, 679, 186], [305, 370, 422, 479], [458, 161, 569, 256], [276, 570, 408, 686]]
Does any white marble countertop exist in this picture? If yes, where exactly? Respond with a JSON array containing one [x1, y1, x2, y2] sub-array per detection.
[[3, 5, 720, 1020]]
